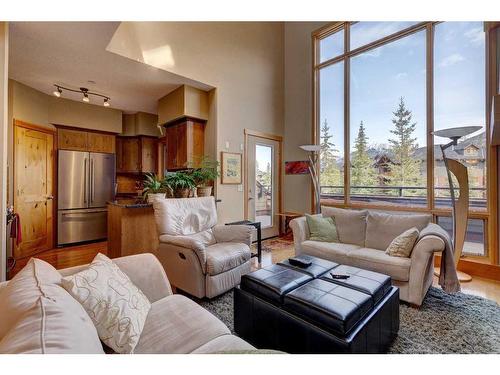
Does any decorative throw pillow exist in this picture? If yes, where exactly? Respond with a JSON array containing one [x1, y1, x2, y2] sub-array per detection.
[[385, 227, 420, 258], [306, 214, 339, 243], [61, 253, 151, 354]]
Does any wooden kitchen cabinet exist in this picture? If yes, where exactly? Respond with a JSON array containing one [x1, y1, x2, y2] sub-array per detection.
[[88, 132, 115, 153], [165, 117, 205, 170], [141, 136, 158, 173], [57, 128, 88, 151], [57, 127, 116, 153], [116, 135, 158, 173]]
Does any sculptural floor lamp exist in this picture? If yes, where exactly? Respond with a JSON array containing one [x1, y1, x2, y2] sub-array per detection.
[[300, 145, 322, 214], [433, 126, 482, 282]]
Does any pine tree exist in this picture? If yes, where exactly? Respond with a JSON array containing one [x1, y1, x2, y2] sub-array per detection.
[[319, 119, 341, 189], [388, 97, 422, 187], [351, 121, 376, 190], [319, 119, 337, 172]]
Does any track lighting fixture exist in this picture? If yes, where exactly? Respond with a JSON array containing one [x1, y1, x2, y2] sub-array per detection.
[[53, 86, 62, 97], [52, 84, 111, 107]]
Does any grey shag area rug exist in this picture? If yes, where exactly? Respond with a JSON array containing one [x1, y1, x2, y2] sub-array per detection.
[[195, 287, 500, 354]]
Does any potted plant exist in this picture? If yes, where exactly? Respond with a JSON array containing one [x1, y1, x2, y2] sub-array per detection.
[[191, 157, 220, 197], [142, 173, 166, 203], [165, 171, 196, 198]]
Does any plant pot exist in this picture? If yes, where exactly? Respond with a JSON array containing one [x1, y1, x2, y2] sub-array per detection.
[[147, 193, 166, 203], [174, 188, 191, 198], [197, 186, 213, 197]]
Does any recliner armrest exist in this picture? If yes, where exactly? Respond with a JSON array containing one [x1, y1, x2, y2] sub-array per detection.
[[212, 225, 252, 246], [159, 234, 207, 265]]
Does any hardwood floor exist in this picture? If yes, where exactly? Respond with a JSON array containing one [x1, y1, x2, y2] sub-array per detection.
[[7, 236, 500, 305], [8, 241, 108, 279]]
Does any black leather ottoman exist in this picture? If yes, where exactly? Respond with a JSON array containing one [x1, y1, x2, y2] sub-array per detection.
[[234, 257, 399, 353], [278, 254, 338, 278]]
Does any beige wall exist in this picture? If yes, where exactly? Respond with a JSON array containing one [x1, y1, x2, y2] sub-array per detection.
[[158, 85, 209, 125], [108, 22, 285, 223], [121, 112, 160, 137], [49, 96, 122, 133], [135, 112, 160, 136], [283, 22, 326, 215], [0, 23, 8, 281]]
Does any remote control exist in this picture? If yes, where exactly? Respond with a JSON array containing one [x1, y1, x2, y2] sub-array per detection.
[[330, 273, 350, 279], [288, 257, 312, 268]]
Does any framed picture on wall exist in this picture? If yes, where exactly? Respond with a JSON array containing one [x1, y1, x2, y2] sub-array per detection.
[[285, 161, 310, 175], [221, 152, 242, 184]]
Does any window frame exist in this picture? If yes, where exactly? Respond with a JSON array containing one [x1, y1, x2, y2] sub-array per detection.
[[312, 21, 497, 263]]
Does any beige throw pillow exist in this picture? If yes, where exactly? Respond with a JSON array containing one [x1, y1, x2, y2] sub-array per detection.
[[385, 227, 420, 258], [62, 253, 151, 354], [0, 258, 104, 353]]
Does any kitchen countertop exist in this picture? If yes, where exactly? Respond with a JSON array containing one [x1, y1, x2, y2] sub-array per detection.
[[107, 200, 152, 208]]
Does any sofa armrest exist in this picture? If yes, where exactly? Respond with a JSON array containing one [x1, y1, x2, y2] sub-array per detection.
[[212, 225, 253, 246], [159, 234, 207, 266], [112, 253, 173, 303], [407, 234, 445, 305], [289, 216, 310, 254]]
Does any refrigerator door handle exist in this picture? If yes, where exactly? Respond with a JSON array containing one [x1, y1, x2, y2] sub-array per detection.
[[83, 158, 87, 204], [91, 159, 95, 203]]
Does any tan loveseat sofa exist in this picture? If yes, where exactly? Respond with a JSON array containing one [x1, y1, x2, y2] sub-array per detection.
[[0, 253, 254, 354], [290, 207, 446, 306]]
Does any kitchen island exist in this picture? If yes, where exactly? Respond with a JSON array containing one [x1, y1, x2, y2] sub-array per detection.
[[107, 200, 159, 259]]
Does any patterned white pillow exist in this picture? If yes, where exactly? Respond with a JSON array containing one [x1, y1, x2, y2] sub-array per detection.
[[385, 227, 420, 258], [61, 253, 151, 354]]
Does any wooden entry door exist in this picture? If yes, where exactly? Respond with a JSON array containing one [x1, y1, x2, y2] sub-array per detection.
[[14, 121, 55, 259]]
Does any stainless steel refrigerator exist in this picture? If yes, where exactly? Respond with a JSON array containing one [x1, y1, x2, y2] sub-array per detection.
[[57, 150, 115, 246]]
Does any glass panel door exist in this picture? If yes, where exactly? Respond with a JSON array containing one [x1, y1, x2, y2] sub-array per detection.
[[247, 135, 280, 239]]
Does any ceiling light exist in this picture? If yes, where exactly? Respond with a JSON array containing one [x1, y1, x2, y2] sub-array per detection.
[[52, 84, 111, 106], [53, 86, 62, 97]]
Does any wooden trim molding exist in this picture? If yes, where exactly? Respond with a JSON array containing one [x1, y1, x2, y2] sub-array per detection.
[[14, 119, 56, 134]]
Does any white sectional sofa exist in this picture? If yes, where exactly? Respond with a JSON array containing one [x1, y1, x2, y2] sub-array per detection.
[[290, 207, 447, 306], [0, 253, 254, 354]]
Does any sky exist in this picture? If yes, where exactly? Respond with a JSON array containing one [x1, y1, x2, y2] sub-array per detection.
[[319, 22, 486, 157]]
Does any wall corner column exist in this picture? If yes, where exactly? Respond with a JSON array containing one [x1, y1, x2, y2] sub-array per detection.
[[0, 22, 8, 281]]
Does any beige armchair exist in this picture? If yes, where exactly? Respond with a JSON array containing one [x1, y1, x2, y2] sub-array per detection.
[[152, 196, 253, 298]]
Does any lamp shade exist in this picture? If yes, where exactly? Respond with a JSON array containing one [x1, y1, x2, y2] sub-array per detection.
[[432, 126, 482, 140], [300, 144, 321, 152]]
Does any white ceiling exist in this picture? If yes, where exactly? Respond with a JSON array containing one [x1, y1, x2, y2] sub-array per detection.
[[8, 22, 212, 114]]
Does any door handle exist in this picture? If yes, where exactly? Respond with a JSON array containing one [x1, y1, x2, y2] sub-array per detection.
[[248, 196, 254, 201], [91, 159, 95, 203], [46, 195, 54, 200], [84, 158, 87, 204]]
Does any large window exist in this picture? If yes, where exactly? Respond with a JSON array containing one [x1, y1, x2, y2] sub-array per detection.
[[314, 21, 491, 257]]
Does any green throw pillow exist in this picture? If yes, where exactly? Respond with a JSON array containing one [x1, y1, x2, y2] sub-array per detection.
[[306, 214, 339, 243]]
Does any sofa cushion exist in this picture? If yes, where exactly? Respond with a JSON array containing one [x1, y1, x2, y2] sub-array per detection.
[[365, 211, 431, 250], [321, 207, 368, 246], [206, 242, 251, 276], [0, 296, 104, 354], [153, 196, 218, 236], [386, 227, 420, 258], [301, 240, 361, 265], [191, 335, 255, 354], [0, 258, 103, 353], [347, 247, 411, 282], [306, 214, 339, 243], [61, 253, 151, 354], [134, 294, 230, 354]]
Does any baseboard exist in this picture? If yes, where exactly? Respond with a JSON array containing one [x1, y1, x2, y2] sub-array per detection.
[[434, 255, 500, 281]]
